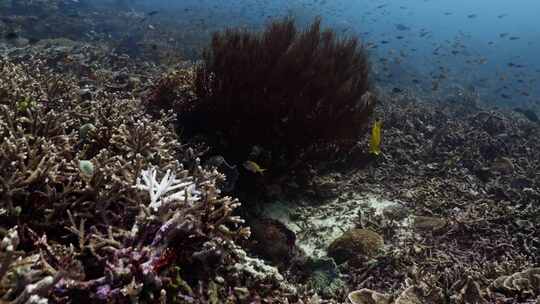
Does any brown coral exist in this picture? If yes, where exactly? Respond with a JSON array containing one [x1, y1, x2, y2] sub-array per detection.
[[177, 17, 374, 166], [328, 229, 383, 264]]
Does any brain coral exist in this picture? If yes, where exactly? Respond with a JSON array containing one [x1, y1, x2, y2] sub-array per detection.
[[327, 228, 384, 264]]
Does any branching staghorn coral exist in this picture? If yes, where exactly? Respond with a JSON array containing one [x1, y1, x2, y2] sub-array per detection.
[[0, 57, 181, 231], [0, 55, 301, 303], [50, 164, 288, 302], [0, 227, 61, 304]]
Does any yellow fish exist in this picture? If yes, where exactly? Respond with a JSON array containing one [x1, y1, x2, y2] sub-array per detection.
[[243, 160, 267, 174], [369, 120, 382, 156]]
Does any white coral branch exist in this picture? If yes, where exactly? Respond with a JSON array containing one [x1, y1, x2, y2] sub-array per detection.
[[135, 166, 200, 212]]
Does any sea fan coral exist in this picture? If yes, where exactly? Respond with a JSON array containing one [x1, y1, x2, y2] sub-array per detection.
[[179, 17, 375, 165]]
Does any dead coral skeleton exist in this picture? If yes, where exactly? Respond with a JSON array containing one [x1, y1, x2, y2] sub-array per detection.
[[134, 166, 200, 212]]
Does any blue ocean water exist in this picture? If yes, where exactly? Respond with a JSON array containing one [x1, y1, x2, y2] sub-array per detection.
[[117, 0, 539, 109], [22, 0, 538, 110]]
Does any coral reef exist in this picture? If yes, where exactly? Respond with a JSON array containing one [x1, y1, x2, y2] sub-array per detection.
[[2, 6, 540, 303], [338, 91, 540, 303], [0, 56, 301, 303], [255, 87, 540, 303], [176, 17, 374, 167]]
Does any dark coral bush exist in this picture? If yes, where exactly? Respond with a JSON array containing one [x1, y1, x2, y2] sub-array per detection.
[[181, 18, 374, 164]]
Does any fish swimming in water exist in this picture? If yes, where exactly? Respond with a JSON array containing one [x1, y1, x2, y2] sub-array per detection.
[[395, 24, 410, 31], [419, 30, 430, 38], [508, 62, 525, 68], [243, 160, 267, 174], [369, 120, 382, 156]]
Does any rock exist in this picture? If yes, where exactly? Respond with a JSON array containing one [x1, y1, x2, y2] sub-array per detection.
[[348, 289, 392, 304], [246, 218, 296, 267], [413, 216, 447, 233], [327, 229, 383, 264]]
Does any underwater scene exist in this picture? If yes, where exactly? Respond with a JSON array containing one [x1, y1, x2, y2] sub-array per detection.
[[1, 0, 539, 303]]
